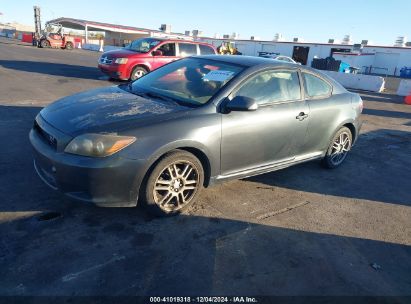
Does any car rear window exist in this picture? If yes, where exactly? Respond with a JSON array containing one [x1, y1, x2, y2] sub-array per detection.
[[199, 45, 215, 55], [302, 72, 332, 98], [179, 43, 197, 57]]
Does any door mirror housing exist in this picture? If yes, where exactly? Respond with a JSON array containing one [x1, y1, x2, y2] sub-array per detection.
[[226, 96, 258, 112], [152, 50, 163, 56]]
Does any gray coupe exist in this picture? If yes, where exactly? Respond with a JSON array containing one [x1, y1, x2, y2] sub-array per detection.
[[30, 55, 363, 216]]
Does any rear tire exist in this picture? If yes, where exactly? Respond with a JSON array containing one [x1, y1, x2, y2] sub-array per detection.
[[322, 127, 352, 169], [65, 42, 73, 50], [130, 66, 148, 81], [140, 150, 204, 217]]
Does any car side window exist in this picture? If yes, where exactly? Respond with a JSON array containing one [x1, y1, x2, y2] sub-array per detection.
[[179, 43, 198, 57], [157, 43, 176, 56], [199, 45, 215, 55], [234, 70, 301, 105], [302, 72, 332, 98]]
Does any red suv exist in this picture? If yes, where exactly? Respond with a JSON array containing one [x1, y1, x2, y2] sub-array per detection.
[[98, 38, 217, 81]]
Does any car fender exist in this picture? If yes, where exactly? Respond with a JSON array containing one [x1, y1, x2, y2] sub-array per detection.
[[145, 139, 215, 177], [127, 139, 216, 203], [127, 60, 151, 77], [326, 118, 357, 149]]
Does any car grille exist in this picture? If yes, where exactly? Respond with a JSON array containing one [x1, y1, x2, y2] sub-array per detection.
[[99, 56, 113, 64], [33, 120, 57, 150]]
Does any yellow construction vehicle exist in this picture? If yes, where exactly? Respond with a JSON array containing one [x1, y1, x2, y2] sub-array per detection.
[[217, 41, 242, 55]]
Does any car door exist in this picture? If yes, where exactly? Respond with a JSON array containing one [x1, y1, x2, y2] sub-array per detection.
[[220, 69, 310, 176], [151, 42, 178, 70], [299, 71, 338, 155]]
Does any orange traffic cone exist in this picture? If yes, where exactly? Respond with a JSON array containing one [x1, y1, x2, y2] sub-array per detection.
[[405, 94, 411, 105]]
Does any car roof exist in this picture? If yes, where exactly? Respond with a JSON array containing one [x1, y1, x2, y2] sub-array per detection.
[[150, 38, 213, 45], [193, 55, 298, 68]]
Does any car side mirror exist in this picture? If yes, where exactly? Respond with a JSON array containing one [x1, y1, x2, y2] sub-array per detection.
[[225, 96, 258, 112], [152, 50, 163, 56]]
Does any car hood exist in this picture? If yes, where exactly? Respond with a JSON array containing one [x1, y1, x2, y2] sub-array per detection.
[[102, 48, 146, 58], [40, 86, 189, 136]]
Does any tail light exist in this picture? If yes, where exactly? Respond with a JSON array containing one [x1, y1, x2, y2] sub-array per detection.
[[359, 97, 364, 113]]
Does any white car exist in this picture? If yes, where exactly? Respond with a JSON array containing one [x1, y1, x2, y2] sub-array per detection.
[[258, 52, 300, 64], [272, 55, 300, 64]]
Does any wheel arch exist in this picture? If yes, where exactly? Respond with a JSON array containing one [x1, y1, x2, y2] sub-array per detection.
[[129, 64, 150, 79], [139, 143, 213, 192], [342, 122, 357, 142], [177, 147, 211, 187], [328, 119, 356, 146]]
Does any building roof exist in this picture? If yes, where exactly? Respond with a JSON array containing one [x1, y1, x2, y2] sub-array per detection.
[[47, 17, 191, 38], [48, 17, 410, 49], [202, 37, 411, 50]]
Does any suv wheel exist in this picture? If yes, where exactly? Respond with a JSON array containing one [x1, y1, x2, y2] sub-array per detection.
[[322, 127, 352, 169], [130, 66, 148, 81], [141, 151, 204, 216]]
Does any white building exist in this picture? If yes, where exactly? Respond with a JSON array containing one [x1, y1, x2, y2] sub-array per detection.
[[199, 37, 411, 77]]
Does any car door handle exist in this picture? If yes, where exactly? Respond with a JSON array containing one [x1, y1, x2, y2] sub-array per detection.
[[296, 112, 309, 121]]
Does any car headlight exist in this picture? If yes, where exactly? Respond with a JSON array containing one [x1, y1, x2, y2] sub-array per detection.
[[114, 58, 128, 64], [64, 134, 136, 157]]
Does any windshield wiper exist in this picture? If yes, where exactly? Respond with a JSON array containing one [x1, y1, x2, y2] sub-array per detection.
[[142, 91, 181, 104], [126, 88, 178, 104]]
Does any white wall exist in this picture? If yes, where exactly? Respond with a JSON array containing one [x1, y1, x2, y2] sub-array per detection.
[[397, 79, 411, 96], [323, 71, 385, 92], [362, 46, 411, 76]]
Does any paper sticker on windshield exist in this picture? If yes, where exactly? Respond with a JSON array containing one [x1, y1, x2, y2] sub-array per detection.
[[203, 70, 234, 82]]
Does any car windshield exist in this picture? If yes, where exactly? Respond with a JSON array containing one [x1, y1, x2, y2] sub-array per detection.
[[125, 38, 161, 53], [128, 57, 244, 107]]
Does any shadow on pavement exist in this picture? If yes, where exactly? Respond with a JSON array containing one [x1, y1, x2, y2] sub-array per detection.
[[352, 90, 405, 105], [247, 128, 411, 208], [362, 108, 411, 119], [0, 60, 103, 80]]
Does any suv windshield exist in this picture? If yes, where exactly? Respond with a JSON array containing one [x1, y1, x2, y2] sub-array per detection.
[[125, 38, 161, 53], [129, 58, 244, 107]]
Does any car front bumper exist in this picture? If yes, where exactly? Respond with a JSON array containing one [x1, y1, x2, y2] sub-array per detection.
[[98, 63, 129, 80], [29, 127, 144, 207]]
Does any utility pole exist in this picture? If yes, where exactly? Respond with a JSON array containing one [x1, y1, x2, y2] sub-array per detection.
[[33, 6, 41, 37]]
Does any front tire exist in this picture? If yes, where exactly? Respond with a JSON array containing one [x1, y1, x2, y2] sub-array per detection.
[[130, 66, 148, 81], [141, 151, 204, 217], [322, 127, 352, 169], [40, 40, 50, 48]]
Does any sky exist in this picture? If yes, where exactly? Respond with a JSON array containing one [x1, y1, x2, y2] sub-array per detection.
[[1, 0, 410, 46]]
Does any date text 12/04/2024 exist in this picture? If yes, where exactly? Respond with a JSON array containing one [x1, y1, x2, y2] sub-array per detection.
[[149, 297, 258, 303]]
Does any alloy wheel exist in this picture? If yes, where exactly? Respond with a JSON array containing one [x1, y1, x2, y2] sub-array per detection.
[[329, 131, 351, 166], [153, 161, 200, 212], [132, 69, 146, 80]]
